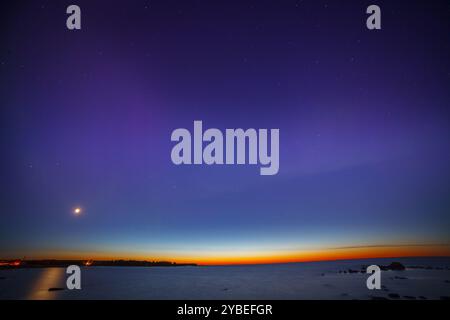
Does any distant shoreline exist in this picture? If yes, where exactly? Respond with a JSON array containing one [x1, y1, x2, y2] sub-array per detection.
[[1, 256, 450, 269], [0, 259, 197, 269]]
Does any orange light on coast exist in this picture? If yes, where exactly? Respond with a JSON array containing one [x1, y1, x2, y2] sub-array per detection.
[[84, 260, 93, 266]]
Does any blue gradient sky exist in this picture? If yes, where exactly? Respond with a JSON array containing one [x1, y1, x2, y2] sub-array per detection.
[[1, 0, 449, 263]]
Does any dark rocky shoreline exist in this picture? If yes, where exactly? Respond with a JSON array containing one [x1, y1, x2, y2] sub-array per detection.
[[0, 259, 197, 269]]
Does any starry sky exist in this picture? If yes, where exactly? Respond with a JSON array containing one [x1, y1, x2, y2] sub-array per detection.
[[1, 0, 449, 264]]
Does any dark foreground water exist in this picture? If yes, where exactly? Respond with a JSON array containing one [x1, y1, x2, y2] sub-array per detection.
[[1, 257, 449, 300]]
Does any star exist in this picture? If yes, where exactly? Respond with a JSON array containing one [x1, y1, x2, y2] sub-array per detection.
[[73, 207, 82, 216]]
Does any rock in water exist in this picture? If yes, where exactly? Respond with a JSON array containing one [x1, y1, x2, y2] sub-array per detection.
[[387, 262, 406, 271]]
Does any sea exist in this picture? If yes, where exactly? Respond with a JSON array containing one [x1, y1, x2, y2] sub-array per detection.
[[1, 257, 449, 300]]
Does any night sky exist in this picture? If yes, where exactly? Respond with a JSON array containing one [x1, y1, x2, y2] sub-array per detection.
[[1, 0, 449, 264]]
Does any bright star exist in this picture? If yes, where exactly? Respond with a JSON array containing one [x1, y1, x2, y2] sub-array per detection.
[[73, 207, 82, 216]]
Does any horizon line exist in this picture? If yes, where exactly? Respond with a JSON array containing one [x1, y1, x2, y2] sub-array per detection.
[[2, 255, 450, 267], [2, 243, 450, 266]]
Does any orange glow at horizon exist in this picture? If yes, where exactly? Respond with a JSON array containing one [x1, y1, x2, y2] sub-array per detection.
[[14, 244, 450, 266], [172, 244, 450, 265]]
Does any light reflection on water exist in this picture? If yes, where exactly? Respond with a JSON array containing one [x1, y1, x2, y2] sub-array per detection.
[[27, 268, 65, 300]]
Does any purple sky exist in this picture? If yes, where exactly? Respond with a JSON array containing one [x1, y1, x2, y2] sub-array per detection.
[[1, 0, 449, 261]]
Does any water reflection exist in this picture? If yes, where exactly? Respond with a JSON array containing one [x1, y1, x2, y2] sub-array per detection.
[[27, 268, 65, 300]]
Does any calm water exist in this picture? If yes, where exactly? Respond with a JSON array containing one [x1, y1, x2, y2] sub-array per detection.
[[1, 257, 449, 299]]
